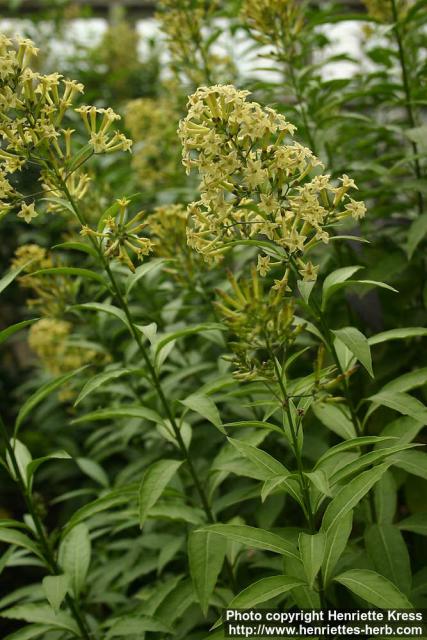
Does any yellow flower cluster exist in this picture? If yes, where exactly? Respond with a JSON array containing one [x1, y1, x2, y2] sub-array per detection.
[[81, 198, 153, 272], [0, 33, 132, 222], [179, 85, 366, 284], [125, 96, 181, 192], [241, 0, 304, 47], [28, 318, 97, 376]]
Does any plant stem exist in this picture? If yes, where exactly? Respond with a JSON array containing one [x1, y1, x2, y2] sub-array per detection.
[[267, 345, 315, 531], [57, 178, 237, 592], [0, 414, 92, 640], [390, 0, 424, 215]]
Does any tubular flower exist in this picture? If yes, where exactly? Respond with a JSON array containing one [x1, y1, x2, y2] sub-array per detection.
[[178, 84, 366, 281], [75, 106, 132, 154], [81, 198, 154, 272], [0, 33, 132, 223]]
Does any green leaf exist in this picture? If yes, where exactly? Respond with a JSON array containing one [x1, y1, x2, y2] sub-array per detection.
[[369, 327, 427, 346], [58, 523, 91, 597], [139, 459, 183, 526], [391, 450, 427, 480], [30, 267, 107, 287], [26, 451, 71, 488], [329, 443, 418, 486], [375, 471, 397, 524], [228, 575, 305, 608], [261, 475, 304, 508], [398, 513, 427, 536], [6, 439, 32, 486], [0, 528, 42, 559], [334, 569, 413, 608], [42, 575, 70, 613], [298, 279, 316, 305], [180, 394, 223, 431], [322, 511, 353, 585], [125, 257, 168, 295], [365, 524, 412, 595], [106, 616, 172, 638], [305, 470, 331, 497], [72, 302, 128, 328], [198, 524, 299, 560], [52, 241, 98, 258], [74, 368, 130, 406], [223, 420, 283, 435], [0, 262, 32, 295], [0, 319, 39, 347], [65, 486, 136, 530], [299, 532, 326, 588], [188, 530, 226, 616], [312, 403, 356, 440], [322, 266, 363, 310], [406, 213, 427, 259], [382, 367, 427, 394], [76, 458, 109, 487], [332, 327, 373, 377], [15, 367, 86, 435], [316, 436, 395, 468], [368, 391, 427, 423], [321, 463, 390, 532], [154, 323, 224, 356], [227, 438, 288, 480], [0, 605, 79, 635], [3, 624, 54, 640], [71, 405, 163, 425]]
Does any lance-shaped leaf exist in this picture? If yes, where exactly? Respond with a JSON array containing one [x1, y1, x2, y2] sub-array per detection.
[[139, 459, 183, 526], [15, 367, 87, 435], [365, 524, 412, 595], [299, 532, 326, 588], [334, 569, 413, 608], [0, 319, 39, 347], [227, 575, 305, 609], [198, 524, 299, 560], [332, 326, 373, 377], [74, 368, 131, 406], [180, 394, 223, 432], [0, 604, 79, 634], [188, 530, 226, 616], [321, 463, 390, 532], [227, 438, 288, 480], [322, 266, 363, 310], [322, 511, 353, 585], [42, 575, 70, 613], [58, 523, 91, 597]]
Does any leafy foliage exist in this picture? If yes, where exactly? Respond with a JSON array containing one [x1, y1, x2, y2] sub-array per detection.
[[0, 1, 426, 638]]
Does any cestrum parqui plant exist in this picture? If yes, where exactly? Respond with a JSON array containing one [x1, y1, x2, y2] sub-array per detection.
[[178, 84, 366, 292]]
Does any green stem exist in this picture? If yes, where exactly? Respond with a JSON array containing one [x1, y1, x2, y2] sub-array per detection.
[[0, 415, 92, 640], [57, 178, 237, 592], [268, 345, 315, 531], [390, 0, 424, 215]]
